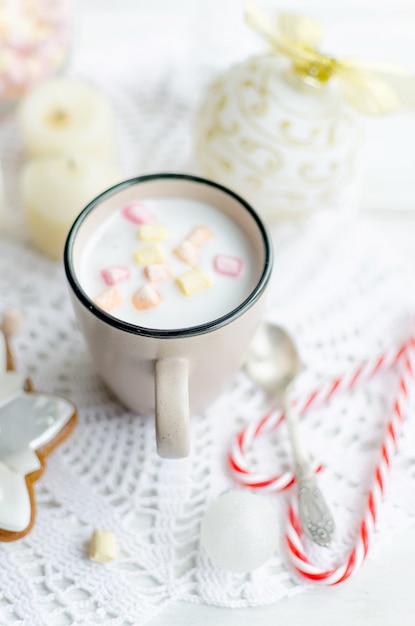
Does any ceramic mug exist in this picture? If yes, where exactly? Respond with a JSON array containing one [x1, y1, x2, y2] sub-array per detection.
[[64, 173, 273, 458]]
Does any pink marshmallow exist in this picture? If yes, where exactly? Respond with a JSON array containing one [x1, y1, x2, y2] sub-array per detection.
[[143, 263, 173, 283], [121, 202, 154, 225], [100, 266, 130, 286], [132, 284, 161, 310], [214, 254, 243, 277], [94, 287, 123, 312], [186, 226, 213, 247], [174, 240, 199, 266]]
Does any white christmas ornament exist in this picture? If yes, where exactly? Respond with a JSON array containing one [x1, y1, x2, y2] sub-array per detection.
[[195, 4, 415, 223], [200, 489, 277, 572], [195, 54, 361, 223]]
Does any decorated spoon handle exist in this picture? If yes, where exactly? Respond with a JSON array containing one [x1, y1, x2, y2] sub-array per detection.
[[295, 461, 335, 547], [284, 397, 335, 547]]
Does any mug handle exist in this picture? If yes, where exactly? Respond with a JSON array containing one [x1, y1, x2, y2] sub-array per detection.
[[154, 357, 190, 458]]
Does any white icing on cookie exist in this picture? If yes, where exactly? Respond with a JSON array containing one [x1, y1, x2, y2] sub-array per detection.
[[0, 382, 76, 533], [0, 463, 31, 532], [0, 372, 26, 407]]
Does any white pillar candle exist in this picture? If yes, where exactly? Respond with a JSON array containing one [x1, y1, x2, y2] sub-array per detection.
[[18, 78, 117, 159], [21, 154, 123, 260]]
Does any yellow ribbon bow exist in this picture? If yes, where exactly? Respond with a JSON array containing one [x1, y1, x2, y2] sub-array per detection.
[[245, 2, 415, 115]]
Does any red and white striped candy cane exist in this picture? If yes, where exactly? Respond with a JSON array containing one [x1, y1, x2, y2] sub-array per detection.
[[229, 407, 325, 492], [228, 336, 415, 584], [294, 338, 410, 416], [229, 336, 414, 492]]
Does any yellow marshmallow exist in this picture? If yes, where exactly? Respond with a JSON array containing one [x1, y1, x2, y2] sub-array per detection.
[[175, 268, 212, 296], [134, 244, 165, 265], [89, 530, 118, 563], [138, 224, 167, 241]]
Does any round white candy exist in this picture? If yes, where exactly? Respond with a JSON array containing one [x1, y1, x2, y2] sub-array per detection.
[[200, 489, 277, 572]]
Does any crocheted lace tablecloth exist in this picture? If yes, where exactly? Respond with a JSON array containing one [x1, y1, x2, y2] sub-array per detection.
[[1, 8, 415, 625]]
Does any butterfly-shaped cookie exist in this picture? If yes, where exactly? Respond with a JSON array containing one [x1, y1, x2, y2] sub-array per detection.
[[0, 332, 77, 541]]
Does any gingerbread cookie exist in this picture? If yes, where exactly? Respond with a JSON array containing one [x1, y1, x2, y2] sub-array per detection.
[[0, 322, 77, 541]]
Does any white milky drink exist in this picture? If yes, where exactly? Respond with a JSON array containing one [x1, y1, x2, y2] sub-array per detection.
[[79, 197, 259, 330]]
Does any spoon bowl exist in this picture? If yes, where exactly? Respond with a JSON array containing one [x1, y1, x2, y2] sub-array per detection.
[[246, 323, 300, 397]]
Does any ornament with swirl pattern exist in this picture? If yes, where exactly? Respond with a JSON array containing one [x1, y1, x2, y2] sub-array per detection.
[[194, 4, 415, 223]]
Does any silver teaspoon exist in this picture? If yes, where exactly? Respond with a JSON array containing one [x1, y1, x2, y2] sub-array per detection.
[[245, 322, 335, 547]]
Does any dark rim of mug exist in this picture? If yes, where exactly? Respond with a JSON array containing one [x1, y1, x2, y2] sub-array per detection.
[[64, 173, 273, 339]]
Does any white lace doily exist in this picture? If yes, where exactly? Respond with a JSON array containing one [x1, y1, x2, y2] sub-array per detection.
[[1, 13, 415, 626]]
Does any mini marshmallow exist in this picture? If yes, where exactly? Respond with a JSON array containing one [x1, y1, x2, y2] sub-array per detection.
[[132, 284, 161, 310], [175, 268, 212, 296], [94, 287, 123, 312], [214, 254, 243, 277], [122, 202, 154, 224], [89, 530, 118, 563], [174, 240, 199, 266], [134, 244, 165, 265], [186, 225, 213, 247], [138, 224, 167, 241], [100, 266, 130, 286], [144, 263, 173, 283]]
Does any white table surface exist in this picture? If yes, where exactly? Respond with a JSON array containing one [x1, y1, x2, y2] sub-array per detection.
[[37, 2, 415, 624], [151, 528, 415, 626]]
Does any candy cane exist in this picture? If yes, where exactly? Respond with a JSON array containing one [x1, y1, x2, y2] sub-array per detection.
[[228, 336, 415, 583], [295, 337, 411, 416], [229, 336, 415, 491]]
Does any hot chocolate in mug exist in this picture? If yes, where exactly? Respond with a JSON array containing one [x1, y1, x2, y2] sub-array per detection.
[[64, 173, 273, 458]]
